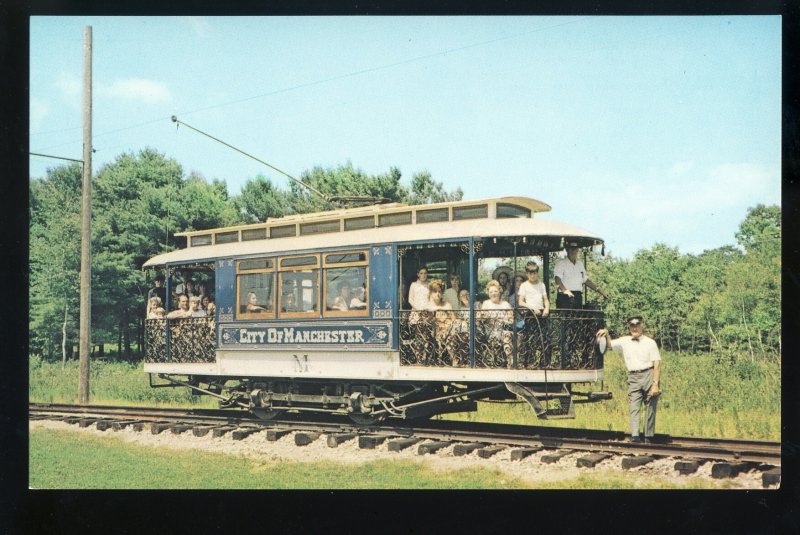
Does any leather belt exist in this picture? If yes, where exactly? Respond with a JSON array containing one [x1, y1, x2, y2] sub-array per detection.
[[629, 367, 653, 373]]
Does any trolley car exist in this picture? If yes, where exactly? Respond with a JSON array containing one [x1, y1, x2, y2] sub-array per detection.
[[143, 196, 611, 424]]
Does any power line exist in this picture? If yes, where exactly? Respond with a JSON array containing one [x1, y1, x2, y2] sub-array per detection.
[[32, 18, 587, 150]]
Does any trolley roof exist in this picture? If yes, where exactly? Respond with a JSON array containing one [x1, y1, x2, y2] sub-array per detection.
[[143, 196, 603, 267]]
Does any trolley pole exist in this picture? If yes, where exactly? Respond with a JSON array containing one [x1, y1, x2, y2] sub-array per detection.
[[78, 26, 92, 404]]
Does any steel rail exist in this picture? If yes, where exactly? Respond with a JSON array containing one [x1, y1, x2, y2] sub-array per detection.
[[30, 403, 781, 465]]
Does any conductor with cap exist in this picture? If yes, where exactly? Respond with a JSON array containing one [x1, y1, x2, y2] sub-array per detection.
[[597, 315, 662, 442], [554, 241, 609, 309]]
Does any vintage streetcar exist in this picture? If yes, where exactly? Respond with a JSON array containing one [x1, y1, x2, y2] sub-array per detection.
[[143, 196, 611, 424]]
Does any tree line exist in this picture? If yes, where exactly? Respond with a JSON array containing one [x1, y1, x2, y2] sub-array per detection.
[[29, 148, 780, 361], [29, 148, 462, 361]]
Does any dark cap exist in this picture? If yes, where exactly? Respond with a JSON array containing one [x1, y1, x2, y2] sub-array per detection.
[[153, 272, 165, 281], [565, 240, 580, 249], [626, 314, 644, 326]]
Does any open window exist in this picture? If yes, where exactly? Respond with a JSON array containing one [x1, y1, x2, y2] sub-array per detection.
[[278, 254, 320, 318], [236, 258, 276, 319], [323, 250, 369, 317]]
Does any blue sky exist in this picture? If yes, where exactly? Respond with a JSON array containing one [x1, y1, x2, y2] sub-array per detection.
[[29, 16, 781, 259]]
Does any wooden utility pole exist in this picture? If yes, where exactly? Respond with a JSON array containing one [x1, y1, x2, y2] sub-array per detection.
[[78, 26, 92, 403]]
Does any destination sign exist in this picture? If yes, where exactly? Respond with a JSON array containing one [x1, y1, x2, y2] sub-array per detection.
[[219, 322, 392, 348]]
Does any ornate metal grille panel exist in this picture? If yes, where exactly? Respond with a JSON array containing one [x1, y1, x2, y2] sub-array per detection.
[[399, 309, 604, 370], [145, 317, 216, 363]]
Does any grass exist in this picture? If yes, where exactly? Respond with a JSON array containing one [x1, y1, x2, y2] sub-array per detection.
[[29, 427, 724, 489], [29, 350, 781, 440], [442, 351, 781, 441]]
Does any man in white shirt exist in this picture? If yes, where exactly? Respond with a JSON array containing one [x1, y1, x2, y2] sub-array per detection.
[[597, 314, 662, 443], [554, 241, 609, 309]]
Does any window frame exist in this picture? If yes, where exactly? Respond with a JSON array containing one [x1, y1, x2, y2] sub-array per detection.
[[235, 258, 277, 320], [278, 254, 321, 319], [322, 250, 370, 318]]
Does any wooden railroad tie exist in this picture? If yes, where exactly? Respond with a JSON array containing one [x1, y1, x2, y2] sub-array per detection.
[[132, 422, 146, 432], [418, 441, 453, 455], [621, 456, 656, 470], [453, 443, 484, 457], [95, 420, 115, 431], [295, 432, 321, 446], [358, 435, 388, 449], [265, 429, 292, 442], [711, 462, 754, 479], [761, 467, 781, 488], [151, 422, 173, 435], [192, 425, 221, 437], [211, 426, 237, 438], [64, 417, 81, 425], [510, 447, 543, 461], [232, 428, 261, 441], [170, 424, 194, 435], [387, 437, 423, 452], [541, 450, 573, 464], [577, 452, 613, 468], [327, 433, 357, 448], [78, 418, 100, 428], [674, 461, 700, 475], [477, 445, 506, 459], [111, 420, 141, 431]]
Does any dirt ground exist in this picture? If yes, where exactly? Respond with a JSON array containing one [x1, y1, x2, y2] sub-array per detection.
[[30, 420, 775, 489]]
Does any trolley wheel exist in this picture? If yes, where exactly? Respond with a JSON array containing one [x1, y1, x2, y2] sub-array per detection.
[[251, 407, 285, 421], [348, 413, 386, 426]]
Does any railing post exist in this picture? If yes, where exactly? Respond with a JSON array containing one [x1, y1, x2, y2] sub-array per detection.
[[468, 237, 475, 369]]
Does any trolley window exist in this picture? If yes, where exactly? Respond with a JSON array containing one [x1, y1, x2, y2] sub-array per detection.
[[271, 224, 297, 238], [452, 204, 488, 221], [416, 208, 449, 224], [215, 231, 239, 244], [344, 216, 374, 231], [279, 254, 320, 318], [300, 220, 340, 236], [190, 234, 212, 247], [323, 250, 369, 317], [241, 228, 267, 241], [236, 258, 276, 319], [496, 203, 531, 219], [378, 212, 412, 227]]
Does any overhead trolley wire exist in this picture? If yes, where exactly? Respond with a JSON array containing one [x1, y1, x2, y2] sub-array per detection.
[[31, 17, 587, 154]]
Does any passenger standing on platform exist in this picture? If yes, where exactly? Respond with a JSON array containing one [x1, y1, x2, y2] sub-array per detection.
[[408, 266, 430, 310], [189, 296, 207, 317], [443, 274, 462, 310], [147, 273, 166, 314], [518, 261, 550, 317], [167, 294, 191, 318], [554, 241, 609, 308], [597, 315, 662, 443]]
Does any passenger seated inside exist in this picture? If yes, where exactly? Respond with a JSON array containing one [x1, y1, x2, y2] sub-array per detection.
[[329, 283, 351, 311], [152, 307, 166, 319], [244, 291, 268, 313], [350, 286, 367, 310], [282, 293, 298, 313]]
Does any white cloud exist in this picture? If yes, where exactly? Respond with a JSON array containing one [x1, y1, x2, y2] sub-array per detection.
[[669, 160, 694, 176], [55, 73, 81, 99], [30, 97, 49, 131], [99, 78, 172, 103], [187, 17, 211, 37]]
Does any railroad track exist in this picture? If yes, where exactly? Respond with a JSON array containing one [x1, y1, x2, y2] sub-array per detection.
[[30, 403, 782, 487]]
